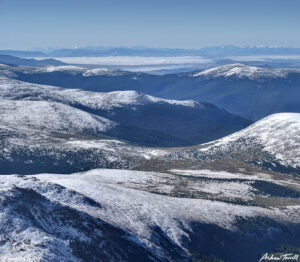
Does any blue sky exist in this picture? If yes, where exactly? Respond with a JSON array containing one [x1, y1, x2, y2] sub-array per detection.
[[1, 0, 300, 49]]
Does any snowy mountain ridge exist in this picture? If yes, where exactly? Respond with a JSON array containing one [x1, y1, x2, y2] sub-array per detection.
[[9, 64, 127, 77], [166, 113, 300, 173], [0, 76, 198, 110], [192, 63, 300, 79], [0, 99, 116, 134], [206, 113, 300, 168]]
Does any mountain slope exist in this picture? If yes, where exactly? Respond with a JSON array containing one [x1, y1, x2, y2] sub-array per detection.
[[0, 185, 156, 262], [166, 113, 300, 175], [0, 170, 299, 262], [192, 63, 294, 79], [0, 96, 169, 174], [11, 63, 300, 121], [0, 54, 65, 66], [176, 64, 300, 120], [0, 74, 251, 146], [0, 99, 116, 134]]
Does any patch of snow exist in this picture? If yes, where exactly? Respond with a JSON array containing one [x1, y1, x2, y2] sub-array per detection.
[[82, 68, 110, 76], [199, 181, 255, 200], [169, 169, 272, 180], [38, 65, 85, 73]]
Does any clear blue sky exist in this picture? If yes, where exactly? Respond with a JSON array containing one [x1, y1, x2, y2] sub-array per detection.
[[1, 0, 300, 50]]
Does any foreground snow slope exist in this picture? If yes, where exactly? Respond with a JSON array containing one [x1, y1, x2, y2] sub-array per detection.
[[0, 169, 299, 261]]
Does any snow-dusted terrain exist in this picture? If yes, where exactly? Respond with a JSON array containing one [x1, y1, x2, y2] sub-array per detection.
[[0, 75, 197, 110], [0, 169, 299, 261], [0, 72, 252, 147], [0, 70, 299, 174], [4, 62, 300, 121], [211, 113, 300, 168], [0, 117, 167, 174], [0, 63, 300, 261], [0, 73, 175, 174], [0, 99, 116, 134], [166, 113, 300, 174], [192, 63, 300, 79]]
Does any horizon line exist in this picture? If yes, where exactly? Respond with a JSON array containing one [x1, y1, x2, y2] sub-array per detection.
[[2, 45, 300, 52]]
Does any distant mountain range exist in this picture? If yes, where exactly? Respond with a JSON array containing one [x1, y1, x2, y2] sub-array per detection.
[[7, 63, 300, 121], [0, 54, 65, 66], [1, 45, 300, 57]]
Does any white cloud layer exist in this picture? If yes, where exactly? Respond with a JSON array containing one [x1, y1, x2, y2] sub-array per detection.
[[49, 56, 212, 66]]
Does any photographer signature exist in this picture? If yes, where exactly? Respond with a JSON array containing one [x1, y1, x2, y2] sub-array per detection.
[[259, 253, 299, 261]]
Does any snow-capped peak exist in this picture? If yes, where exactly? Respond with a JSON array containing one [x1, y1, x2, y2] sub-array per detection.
[[192, 63, 294, 79]]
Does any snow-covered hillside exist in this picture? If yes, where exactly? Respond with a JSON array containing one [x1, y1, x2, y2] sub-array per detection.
[[0, 75, 198, 110], [0, 116, 166, 174], [167, 113, 300, 173], [0, 169, 299, 261], [0, 71, 298, 173], [211, 113, 300, 168], [0, 64, 300, 261], [192, 63, 300, 79], [3, 62, 300, 121], [0, 99, 116, 134], [0, 74, 251, 147]]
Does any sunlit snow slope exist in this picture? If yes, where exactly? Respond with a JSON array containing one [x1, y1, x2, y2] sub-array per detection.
[[192, 63, 300, 79], [0, 169, 299, 262], [0, 74, 251, 147], [167, 113, 300, 174]]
